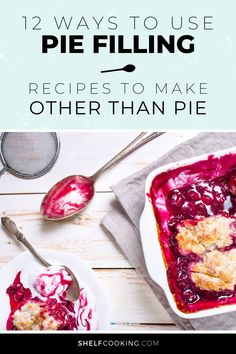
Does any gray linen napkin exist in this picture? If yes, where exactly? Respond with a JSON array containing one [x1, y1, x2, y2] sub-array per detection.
[[102, 132, 236, 330]]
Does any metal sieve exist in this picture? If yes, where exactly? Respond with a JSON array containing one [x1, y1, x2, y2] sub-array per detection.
[[0, 132, 60, 179]]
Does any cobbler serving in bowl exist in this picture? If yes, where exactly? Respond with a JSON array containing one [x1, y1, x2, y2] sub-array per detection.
[[6, 265, 97, 330], [149, 152, 236, 314]]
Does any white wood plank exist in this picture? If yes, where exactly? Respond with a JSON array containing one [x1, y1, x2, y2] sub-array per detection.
[[0, 131, 197, 193], [0, 193, 130, 268], [0, 132, 195, 327], [96, 269, 174, 324], [0, 194, 174, 324]]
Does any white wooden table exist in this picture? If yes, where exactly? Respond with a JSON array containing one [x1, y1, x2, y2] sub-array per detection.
[[0, 131, 198, 331]]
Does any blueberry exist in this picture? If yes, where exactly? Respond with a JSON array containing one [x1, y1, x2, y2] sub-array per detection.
[[168, 190, 185, 209], [186, 189, 201, 202], [6, 286, 16, 295], [177, 274, 190, 291], [228, 170, 236, 196], [201, 193, 214, 205], [14, 291, 24, 302], [183, 289, 200, 304]]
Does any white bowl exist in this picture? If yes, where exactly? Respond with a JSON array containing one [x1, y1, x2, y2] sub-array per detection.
[[0, 250, 111, 330], [140, 147, 236, 319]]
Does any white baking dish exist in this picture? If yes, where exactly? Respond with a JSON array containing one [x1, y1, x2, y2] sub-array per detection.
[[140, 147, 236, 319]]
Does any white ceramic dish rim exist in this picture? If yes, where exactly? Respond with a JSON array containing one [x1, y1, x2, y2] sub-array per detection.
[[140, 146, 236, 319], [0, 249, 111, 331]]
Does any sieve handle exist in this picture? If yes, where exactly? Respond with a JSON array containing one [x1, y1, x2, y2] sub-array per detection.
[[0, 166, 7, 177], [1, 217, 51, 268]]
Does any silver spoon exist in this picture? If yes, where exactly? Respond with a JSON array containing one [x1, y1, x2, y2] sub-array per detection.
[[40, 132, 165, 221], [1, 217, 80, 302]]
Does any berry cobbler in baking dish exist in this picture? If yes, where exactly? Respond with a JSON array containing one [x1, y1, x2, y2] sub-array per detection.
[[150, 153, 236, 313]]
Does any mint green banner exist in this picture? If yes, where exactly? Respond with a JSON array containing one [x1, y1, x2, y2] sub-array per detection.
[[0, 0, 235, 130]]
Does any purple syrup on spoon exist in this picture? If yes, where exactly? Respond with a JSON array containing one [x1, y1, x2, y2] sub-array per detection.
[[41, 175, 95, 219]]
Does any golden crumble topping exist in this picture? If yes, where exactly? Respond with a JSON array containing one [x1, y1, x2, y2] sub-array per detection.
[[176, 215, 235, 256], [13, 302, 60, 330], [191, 249, 236, 291]]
